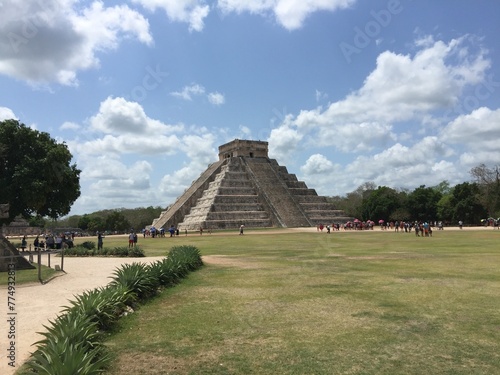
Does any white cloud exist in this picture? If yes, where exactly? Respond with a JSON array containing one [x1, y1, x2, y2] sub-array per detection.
[[133, 0, 210, 32], [171, 84, 205, 100], [68, 103, 218, 214], [301, 154, 333, 175], [217, 0, 355, 30], [274, 0, 355, 30], [267, 36, 495, 199], [90, 96, 181, 135], [0, 107, 17, 121], [208, 91, 225, 105], [238, 125, 252, 137], [268, 123, 303, 161], [315, 89, 328, 102], [299, 136, 460, 199], [0, 0, 152, 86], [441, 107, 500, 152], [60, 121, 80, 131], [158, 133, 217, 199], [267, 36, 491, 159]]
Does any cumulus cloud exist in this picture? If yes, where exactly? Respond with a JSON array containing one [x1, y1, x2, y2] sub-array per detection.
[[133, 0, 210, 32], [158, 133, 217, 198], [266, 35, 495, 198], [68, 101, 218, 214], [268, 121, 303, 160], [170, 84, 205, 100], [90, 96, 180, 135], [60, 121, 80, 131], [268, 35, 491, 160], [208, 91, 225, 105], [299, 136, 459, 198], [0, 107, 17, 121], [301, 154, 333, 175], [441, 107, 500, 151], [217, 0, 355, 30], [0, 0, 152, 86]]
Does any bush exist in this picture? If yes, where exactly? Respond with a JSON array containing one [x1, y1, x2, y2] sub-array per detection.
[[62, 245, 145, 257], [128, 246, 145, 257], [81, 241, 96, 250]]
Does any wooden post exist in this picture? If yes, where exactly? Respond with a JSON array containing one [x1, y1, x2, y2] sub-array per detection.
[[38, 247, 42, 283], [61, 248, 64, 272]]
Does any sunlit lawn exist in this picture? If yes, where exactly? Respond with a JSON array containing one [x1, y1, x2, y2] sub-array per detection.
[[94, 228, 500, 375]]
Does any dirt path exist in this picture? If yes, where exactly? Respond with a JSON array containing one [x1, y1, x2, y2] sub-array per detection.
[[0, 255, 164, 375]]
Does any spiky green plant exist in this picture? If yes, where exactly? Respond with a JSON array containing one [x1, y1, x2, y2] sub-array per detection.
[[27, 314, 110, 374], [62, 285, 135, 330], [168, 245, 203, 271], [27, 340, 109, 375], [148, 258, 178, 287], [109, 262, 157, 300]]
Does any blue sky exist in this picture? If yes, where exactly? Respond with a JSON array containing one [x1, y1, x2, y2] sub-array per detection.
[[1, 0, 499, 216]]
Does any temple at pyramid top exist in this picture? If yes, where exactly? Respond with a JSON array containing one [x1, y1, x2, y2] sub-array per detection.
[[218, 139, 269, 160], [151, 139, 352, 230]]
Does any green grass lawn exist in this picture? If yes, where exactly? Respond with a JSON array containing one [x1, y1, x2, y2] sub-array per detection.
[[24, 229, 496, 374], [101, 229, 500, 375]]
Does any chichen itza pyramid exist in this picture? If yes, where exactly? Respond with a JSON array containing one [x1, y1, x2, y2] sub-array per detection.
[[151, 139, 352, 230]]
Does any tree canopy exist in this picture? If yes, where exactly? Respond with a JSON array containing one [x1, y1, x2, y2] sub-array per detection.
[[0, 119, 81, 225]]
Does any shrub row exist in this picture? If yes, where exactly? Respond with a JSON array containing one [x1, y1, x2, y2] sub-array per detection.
[[63, 245, 145, 257], [25, 245, 203, 374]]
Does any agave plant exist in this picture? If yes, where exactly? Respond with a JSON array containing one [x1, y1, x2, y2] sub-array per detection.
[[27, 314, 110, 374], [34, 313, 101, 351], [62, 285, 135, 330], [148, 258, 179, 287], [168, 245, 203, 271], [109, 262, 158, 300], [28, 340, 109, 375]]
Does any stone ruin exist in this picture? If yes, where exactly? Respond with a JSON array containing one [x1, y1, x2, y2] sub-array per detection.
[[0, 204, 35, 272], [151, 139, 352, 230]]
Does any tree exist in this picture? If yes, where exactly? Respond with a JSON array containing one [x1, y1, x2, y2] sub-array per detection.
[[406, 185, 442, 222], [470, 164, 500, 217], [87, 216, 104, 233], [339, 182, 376, 219], [105, 211, 131, 232], [0, 120, 81, 225], [450, 182, 487, 224], [360, 186, 401, 221]]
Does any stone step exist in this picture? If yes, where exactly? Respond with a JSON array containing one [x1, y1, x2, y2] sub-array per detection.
[[285, 181, 307, 189], [211, 195, 261, 204], [210, 203, 266, 211], [288, 188, 318, 195], [204, 219, 273, 228], [300, 203, 345, 211], [294, 195, 328, 203], [206, 211, 270, 220], [305, 210, 351, 216], [216, 180, 254, 188]]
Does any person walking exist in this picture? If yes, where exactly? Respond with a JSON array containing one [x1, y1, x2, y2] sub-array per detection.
[[97, 231, 104, 250]]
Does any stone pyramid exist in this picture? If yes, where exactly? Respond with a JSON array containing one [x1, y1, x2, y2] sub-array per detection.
[[151, 139, 352, 230]]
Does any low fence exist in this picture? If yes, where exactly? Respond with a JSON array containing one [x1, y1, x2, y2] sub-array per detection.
[[0, 248, 64, 284]]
